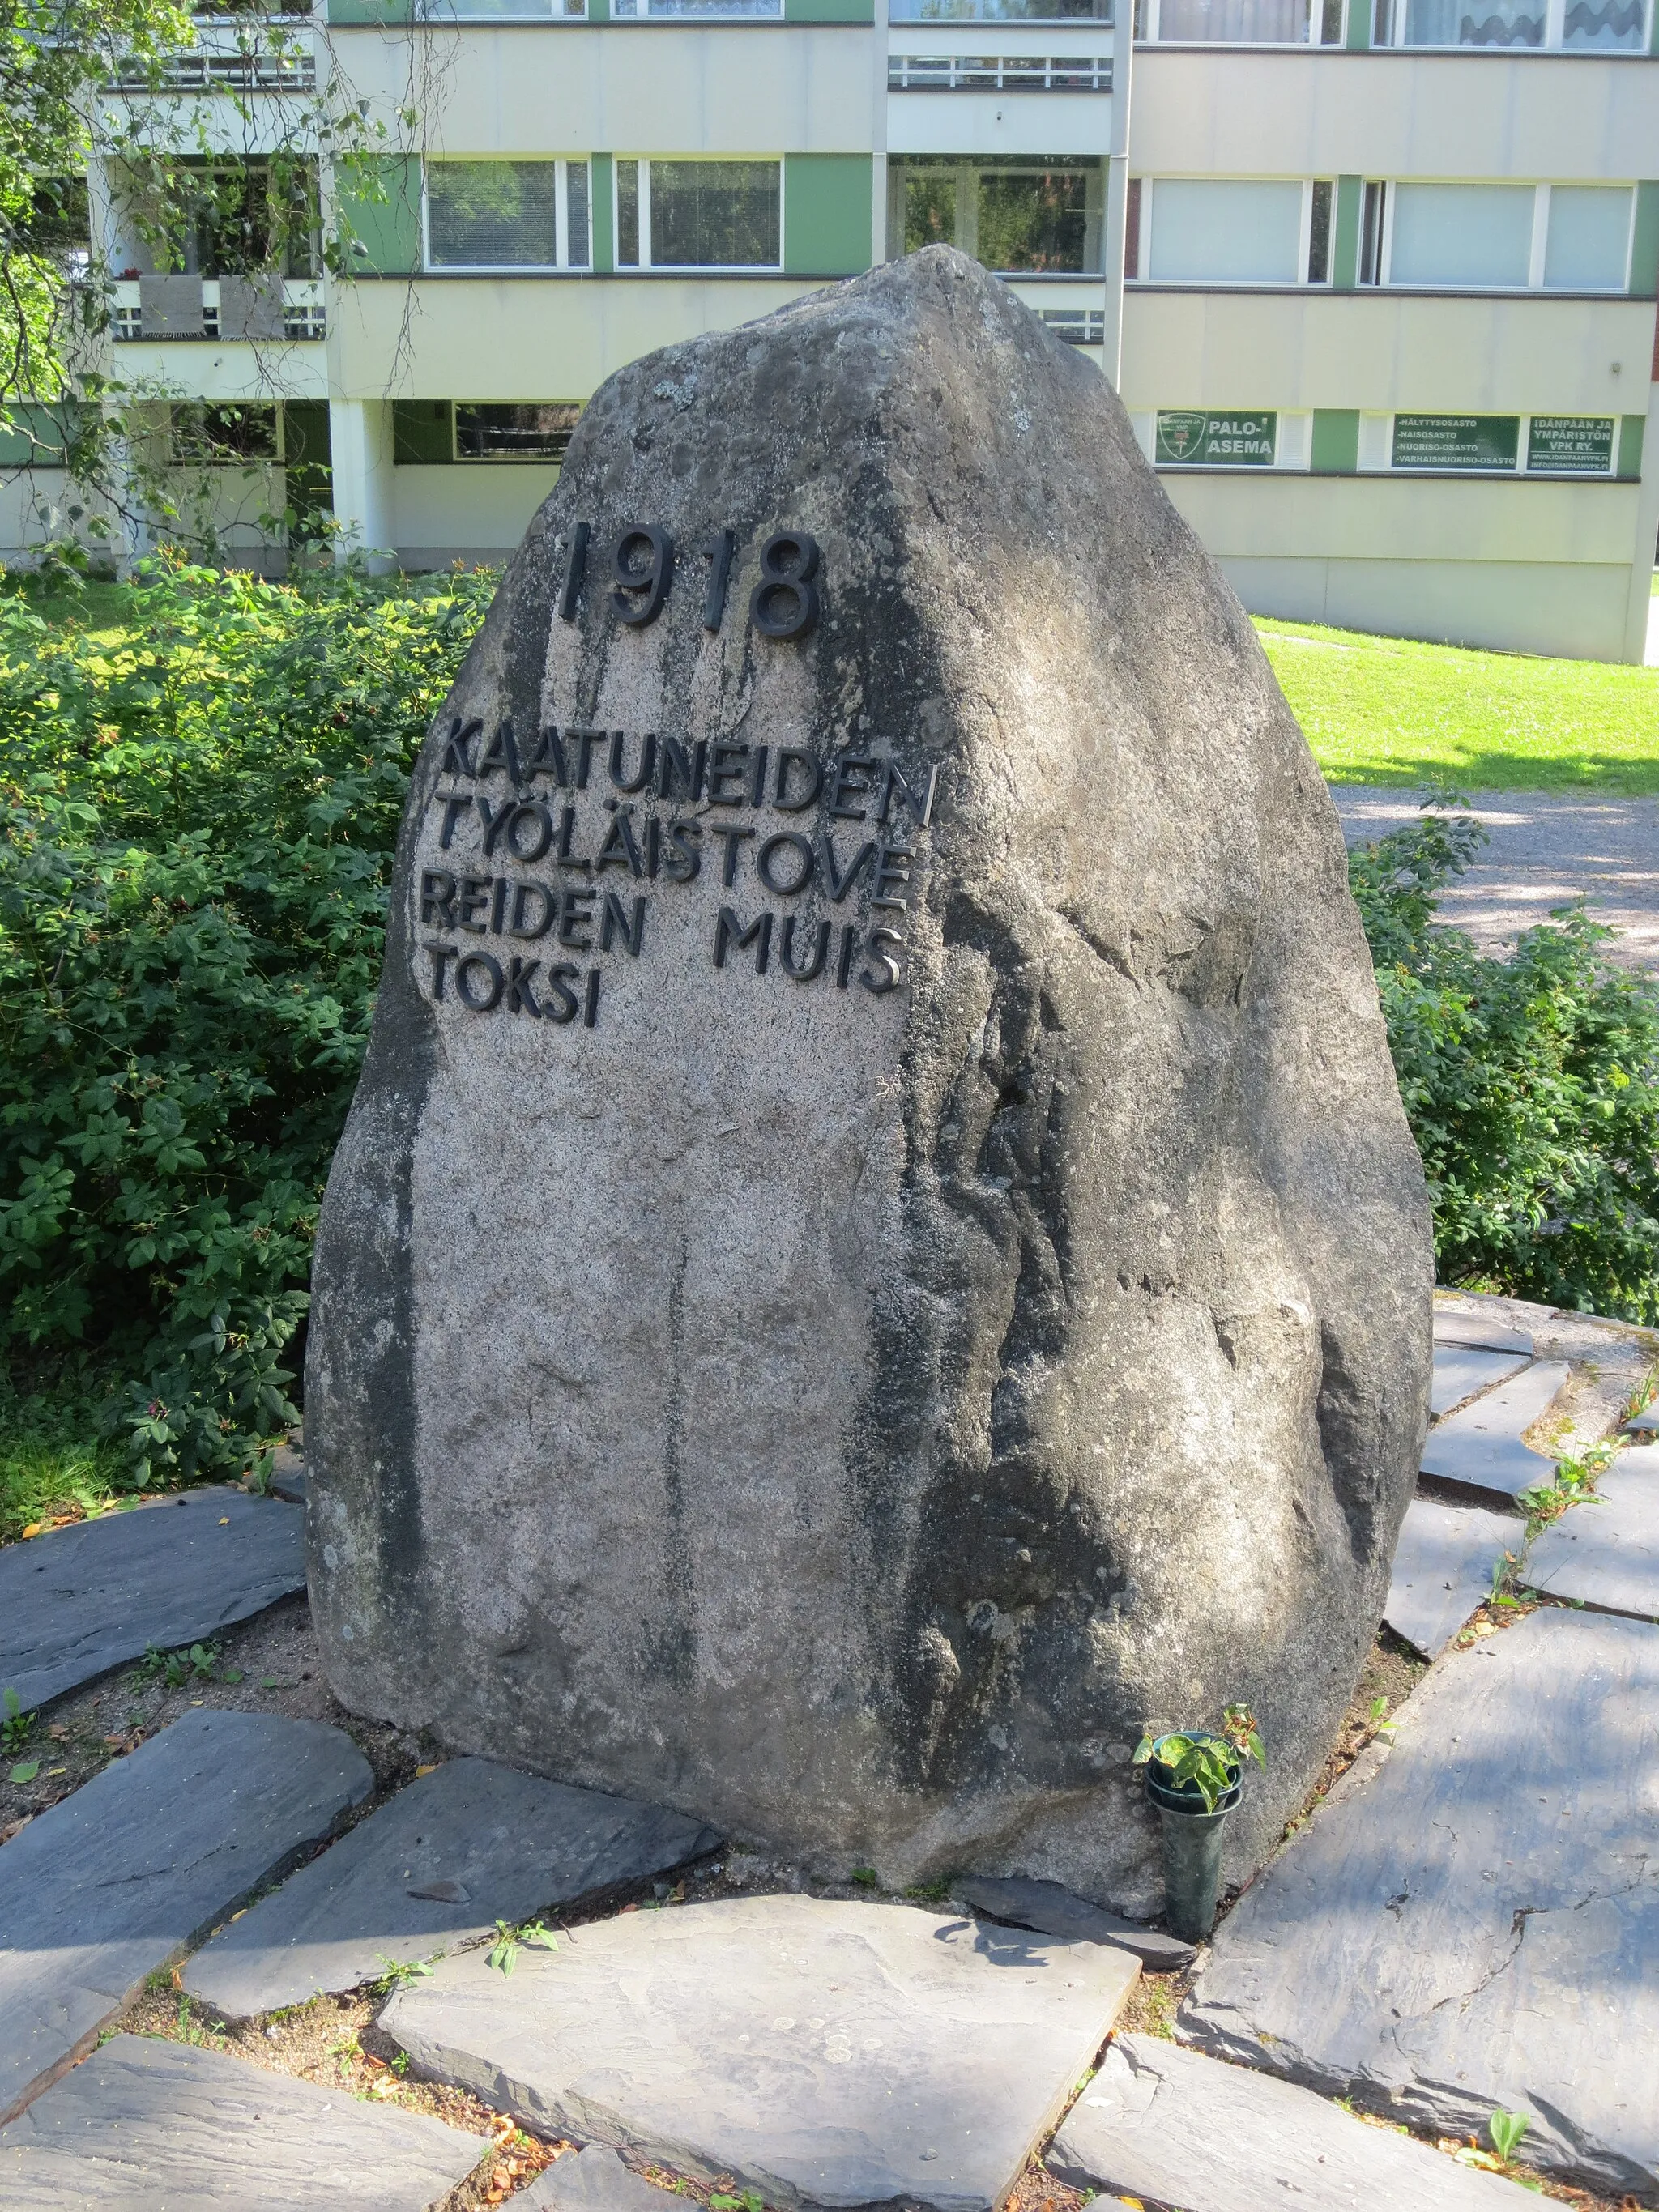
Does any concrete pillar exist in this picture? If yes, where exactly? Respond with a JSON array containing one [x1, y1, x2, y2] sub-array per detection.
[[327, 397, 396, 571], [1099, 0, 1135, 393], [1618, 369, 1659, 664]]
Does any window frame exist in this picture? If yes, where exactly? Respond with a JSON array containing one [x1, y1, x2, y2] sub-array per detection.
[[1372, 0, 1649, 47], [1137, 0, 1348, 43], [889, 154, 1107, 275], [1133, 176, 1333, 288], [1375, 178, 1635, 293], [421, 157, 591, 275], [611, 156, 784, 272]]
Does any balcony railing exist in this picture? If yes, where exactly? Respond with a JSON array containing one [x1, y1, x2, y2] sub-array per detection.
[[889, 51, 1113, 83], [110, 38, 314, 92], [112, 276, 326, 340]]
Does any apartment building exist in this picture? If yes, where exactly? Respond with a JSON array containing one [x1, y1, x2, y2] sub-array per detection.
[[30, 0, 1659, 659]]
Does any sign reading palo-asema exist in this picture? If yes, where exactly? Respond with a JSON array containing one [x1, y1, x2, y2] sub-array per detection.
[[1156, 411, 1277, 467]]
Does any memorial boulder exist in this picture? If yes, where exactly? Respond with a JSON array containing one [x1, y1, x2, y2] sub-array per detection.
[[308, 247, 1433, 1909]]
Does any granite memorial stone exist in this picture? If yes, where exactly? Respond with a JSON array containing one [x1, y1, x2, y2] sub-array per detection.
[[308, 246, 1433, 1907]]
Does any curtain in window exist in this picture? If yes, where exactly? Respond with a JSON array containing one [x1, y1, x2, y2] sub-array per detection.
[[1147, 178, 1303, 283], [1157, 0, 1309, 39], [1401, 0, 1542, 41], [1389, 182, 1533, 284]]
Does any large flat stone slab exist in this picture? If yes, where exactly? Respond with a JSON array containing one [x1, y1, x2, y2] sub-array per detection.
[[1526, 1443, 1659, 1622], [519, 2145, 686, 2212], [1180, 1608, 1659, 2201], [1418, 1360, 1569, 1497], [1432, 1304, 1533, 1356], [1430, 1345, 1529, 1417], [0, 1711, 371, 2124], [0, 1487, 304, 1711], [953, 1876, 1194, 1971], [0, 2035, 481, 2209], [186, 1756, 720, 2016], [1051, 2033, 1540, 2210], [1382, 1495, 1525, 1658], [384, 1893, 1139, 2212]]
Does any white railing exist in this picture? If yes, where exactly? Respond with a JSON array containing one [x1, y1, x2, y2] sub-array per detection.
[[889, 51, 1112, 83], [111, 277, 326, 340]]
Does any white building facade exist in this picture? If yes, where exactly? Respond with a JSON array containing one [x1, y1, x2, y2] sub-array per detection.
[[38, 0, 1659, 658]]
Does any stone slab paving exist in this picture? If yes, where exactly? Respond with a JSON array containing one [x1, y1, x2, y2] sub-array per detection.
[[1049, 2033, 1540, 2210], [186, 1755, 722, 2016], [383, 1894, 1140, 2212], [1431, 1345, 1529, 1417], [1180, 1608, 1659, 2201], [1433, 1306, 1533, 1357], [1627, 1403, 1659, 1435], [1526, 1443, 1659, 1622], [1418, 1360, 1570, 1497], [953, 1876, 1194, 1971], [0, 2035, 481, 2210], [0, 1486, 305, 1711], [518, 2145, 686, 2212], [1382, 1495, 1526, 1658], [0, 1710, 372, 2125]]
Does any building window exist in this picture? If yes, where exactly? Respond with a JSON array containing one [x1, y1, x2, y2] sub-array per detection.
[[1543, 186, 1633, 290], [1141, 178, 1315, 285], [612, 160, 781, 270], [1155, 410, 1278, 466], [1144, 0, 1341, 37], [890, 0, 1111, 17], [890, 156, 1103, 275], [393, 401, 582, 463], [419, 0, 585, 11], [425, 160, 591, 271], [1374, 0, 1644, 43], [1372, 181, 1632, 292], [612, 0, 778, 14]]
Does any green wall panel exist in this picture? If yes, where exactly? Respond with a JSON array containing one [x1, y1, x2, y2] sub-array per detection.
[[1345, 0, 1369, 44], [1311, 410, 1360, 475], [785, 0, 874, 19], [0, 402, 77, 467], [783, 153, 872, 276], [339, 155, 422, 275], [1332, 175, 1363, 291], [591, 152, 614, 273], [1630, 182, 1659, 297], [1617, 413, 1646, 479], [394, 401, 453, 464]]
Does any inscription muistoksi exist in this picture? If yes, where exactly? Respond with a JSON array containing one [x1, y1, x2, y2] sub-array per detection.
[[416, 718, 940, 1028]]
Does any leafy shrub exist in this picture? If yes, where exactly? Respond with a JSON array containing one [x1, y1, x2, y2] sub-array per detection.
[[1350, 807, 1659, 1323], [0, 555, 495, 1485]]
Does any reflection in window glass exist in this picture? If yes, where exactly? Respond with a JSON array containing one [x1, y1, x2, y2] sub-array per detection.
[[419, 0, 585, 15], [1561, 0, 1643, 41], [428, 162, 556, 266], [649, 161, 779, 267], [890, 0, 1108, 15], [612, 0, 778, 13], [616, 160, 640, 267], [455, 403, 582, 461], [1543, 186, 1631, 288], [1147, 178, 1302, 283], [1157, 0, 1309, 36], [1388, 182, 1533, 286], [895, 157, 1102, 273], [1401, 0, 1540, 39], [567, 160, 590, 268]]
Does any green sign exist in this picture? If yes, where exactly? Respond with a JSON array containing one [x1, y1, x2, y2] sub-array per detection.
[[1156, 411, 1277, 468], [1391, 416, 1519, 472], [1526, 416, 1614, 475]]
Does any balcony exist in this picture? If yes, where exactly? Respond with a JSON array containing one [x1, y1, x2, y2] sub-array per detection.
[[888, 49, 1112, 82], [109, 21, 316, 92], [111, 277, 326, 341]]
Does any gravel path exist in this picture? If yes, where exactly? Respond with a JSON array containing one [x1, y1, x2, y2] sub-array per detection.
[[1333, 788, 1659, 973]]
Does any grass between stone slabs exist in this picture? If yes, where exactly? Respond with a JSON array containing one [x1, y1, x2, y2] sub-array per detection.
[[1255, 617, 1659, 795]]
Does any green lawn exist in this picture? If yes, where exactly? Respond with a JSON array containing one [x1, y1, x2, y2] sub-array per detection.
[[1256, 617, 1659, 795]]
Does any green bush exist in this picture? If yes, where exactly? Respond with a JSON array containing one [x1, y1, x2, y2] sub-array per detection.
[[1350, 807, 1659, 1323], [0, 556, 495, 1485]]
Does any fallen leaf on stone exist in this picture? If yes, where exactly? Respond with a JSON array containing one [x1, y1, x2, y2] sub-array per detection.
[[20, 1523, 41, 1539], [219, 1517, 230, 1525], [48, 1724, 68, 1741], [8, 1758, 40, 1784], [415, 1763, 439, 1778], [0, 1815, 32, 1842]]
